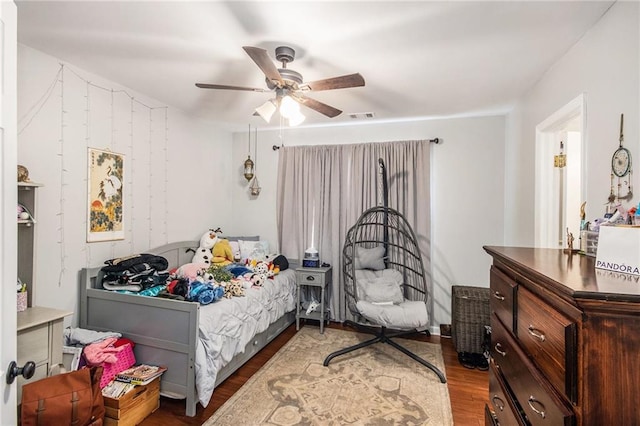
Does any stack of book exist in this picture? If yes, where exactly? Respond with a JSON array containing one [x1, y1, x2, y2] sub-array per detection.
[[102, 364, 167, 399], [115, 364, 167, 386]]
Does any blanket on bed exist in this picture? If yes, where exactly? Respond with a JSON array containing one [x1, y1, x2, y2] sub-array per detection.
[[194, 268, 297, 407]]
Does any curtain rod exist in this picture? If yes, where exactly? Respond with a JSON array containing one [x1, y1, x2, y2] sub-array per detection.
[[273, 138, 439, 151]]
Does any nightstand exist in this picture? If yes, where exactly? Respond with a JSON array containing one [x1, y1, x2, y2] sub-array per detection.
[[295, 266, 332, 333]]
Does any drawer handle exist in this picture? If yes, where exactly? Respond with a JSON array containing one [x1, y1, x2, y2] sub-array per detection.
[[527, 325, 546, 342], [493, 291, 505, 301], [306, 275, 315, 281], [492, 395, 505, 412], [494, 342, 507, 357], [527, 396, 546, 419]]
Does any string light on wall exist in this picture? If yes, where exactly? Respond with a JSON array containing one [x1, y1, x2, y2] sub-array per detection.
[[250, 128, 261, 196], [19, 62, 170, 276], [244, 124, 255, 181]]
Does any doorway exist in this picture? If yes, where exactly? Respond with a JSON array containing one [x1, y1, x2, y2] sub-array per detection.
[[535, 94, 586, 249]]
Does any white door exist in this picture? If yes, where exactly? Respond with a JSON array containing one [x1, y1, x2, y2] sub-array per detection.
[[0, 1, 18, 424]]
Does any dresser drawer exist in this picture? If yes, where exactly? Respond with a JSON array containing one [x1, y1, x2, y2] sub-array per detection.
[[490, 313, 518, 374], [17, 323, 49, 365], [517, 286, 577, 402], [490, 266, 517, 333], [489, 362, 526, 426], [493, 316, 574, 426]]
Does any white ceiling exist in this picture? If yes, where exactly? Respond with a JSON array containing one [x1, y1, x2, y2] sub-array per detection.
[[16, 1, 614, 130]]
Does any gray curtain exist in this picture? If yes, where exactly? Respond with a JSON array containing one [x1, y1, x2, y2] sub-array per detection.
[[276, 140, 431, 322]]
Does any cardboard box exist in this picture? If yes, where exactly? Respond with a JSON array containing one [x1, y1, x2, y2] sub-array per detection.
[[595, 226, 640, 275], [103, 377, 160, 426]]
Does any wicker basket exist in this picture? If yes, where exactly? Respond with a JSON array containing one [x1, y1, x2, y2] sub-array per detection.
[[451, 285, 490, 354]]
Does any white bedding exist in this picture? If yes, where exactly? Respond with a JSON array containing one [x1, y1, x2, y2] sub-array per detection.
[[194, 268, 297, 407]]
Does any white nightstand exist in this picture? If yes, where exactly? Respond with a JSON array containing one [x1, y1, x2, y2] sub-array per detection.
[[295, 266, 332, 333]]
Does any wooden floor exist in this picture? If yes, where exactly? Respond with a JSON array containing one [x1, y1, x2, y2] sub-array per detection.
[[140, 322, 488, 425]]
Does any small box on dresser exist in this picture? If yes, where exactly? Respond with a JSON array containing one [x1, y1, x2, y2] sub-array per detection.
[[103, 377, 160, 426]]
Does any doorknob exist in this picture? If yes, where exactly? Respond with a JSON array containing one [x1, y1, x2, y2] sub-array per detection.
[[5, 360, 36, 384]]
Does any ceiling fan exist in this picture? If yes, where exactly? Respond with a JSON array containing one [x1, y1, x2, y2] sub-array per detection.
[[195, 46, 365, 125]]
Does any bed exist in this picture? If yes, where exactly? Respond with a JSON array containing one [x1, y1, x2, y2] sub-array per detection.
[[79, 240, 297, 417]]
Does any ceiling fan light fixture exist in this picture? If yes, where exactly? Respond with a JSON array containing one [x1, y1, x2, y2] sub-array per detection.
[[255, 100, 277, 123], [288, 110, 306, 127], [279, 95, 300, 119]]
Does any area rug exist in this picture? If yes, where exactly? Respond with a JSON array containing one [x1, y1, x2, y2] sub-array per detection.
[[204, 326, 453, 425]]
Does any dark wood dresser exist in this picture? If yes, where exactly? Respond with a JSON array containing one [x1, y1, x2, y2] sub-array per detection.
[[483, 246, 640, 426]]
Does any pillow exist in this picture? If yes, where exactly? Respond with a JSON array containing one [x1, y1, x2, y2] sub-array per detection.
[[228, 241, 241, 261], [354, 246, 386, 270], [356, 269, 404, 304], [239, 240, 270, 261], [356, 300, 429, 329]]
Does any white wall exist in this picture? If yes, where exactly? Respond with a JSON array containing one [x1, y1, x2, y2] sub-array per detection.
[[506, 1, 639, 245], [17, 45, 234, 326], [230, 116, 506, 327]]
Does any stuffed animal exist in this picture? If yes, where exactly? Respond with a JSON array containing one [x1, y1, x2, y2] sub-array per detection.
[[249, 272, 267, 287], [192, 228, 222, 264], [267, 254, 289, 271], [254, 261, 270, 275], [223, 280, 245, 298], [188, 282, 224, 305], [211, 239, 234, 266], [201, 270, 215, 282], [176, 262, 209, 282]]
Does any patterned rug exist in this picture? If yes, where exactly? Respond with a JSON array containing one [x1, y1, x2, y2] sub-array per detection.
[[204, 326, 453, 425]]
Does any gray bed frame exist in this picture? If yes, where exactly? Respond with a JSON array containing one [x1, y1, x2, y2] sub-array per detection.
[[79, 240, 295, 417]]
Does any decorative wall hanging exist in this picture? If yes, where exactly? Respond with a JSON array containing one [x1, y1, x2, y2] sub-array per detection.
[[87, 148, 125, 242], [608, 113, 633, 202]]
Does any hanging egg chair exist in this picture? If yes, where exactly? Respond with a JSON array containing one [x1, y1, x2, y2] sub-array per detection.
[[323, 159, 445, 383]]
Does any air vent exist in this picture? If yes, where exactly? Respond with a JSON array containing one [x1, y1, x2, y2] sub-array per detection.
[[349, 112, 375, 119]]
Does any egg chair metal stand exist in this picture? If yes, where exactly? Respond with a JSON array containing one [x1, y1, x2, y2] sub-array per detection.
[[322, 159, 446, 383]]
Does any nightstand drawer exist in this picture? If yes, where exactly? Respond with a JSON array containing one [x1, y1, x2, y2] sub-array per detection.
[[296, 270, 327, 286]]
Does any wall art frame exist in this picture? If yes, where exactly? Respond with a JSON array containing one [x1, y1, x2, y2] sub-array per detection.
[[87, 147, 125, 242]]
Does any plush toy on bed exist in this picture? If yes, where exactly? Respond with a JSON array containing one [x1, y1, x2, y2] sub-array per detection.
[[223, 280, 245, 298], [265, 253, 289, 272], [248, 272, 267, 287], [187, 282, 224, 305], [211, 239, 234, 267], [191, 228, 222, 265], [175, 262, 209, 282], [253, 260, 270, 275]]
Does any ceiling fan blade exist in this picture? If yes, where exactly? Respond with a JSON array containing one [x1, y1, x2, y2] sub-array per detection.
[[195, 83, 269, 92], [302, 73, 365, 91], [242, 46, 284, 87], [295, 95, 342, 118]]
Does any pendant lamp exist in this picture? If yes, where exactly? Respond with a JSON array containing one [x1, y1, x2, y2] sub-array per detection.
[[243, 124, 254, 181], [250, 128, 261, 196]]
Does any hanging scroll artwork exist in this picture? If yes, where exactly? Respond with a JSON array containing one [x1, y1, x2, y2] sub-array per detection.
[[87, 148, 125, 242]]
